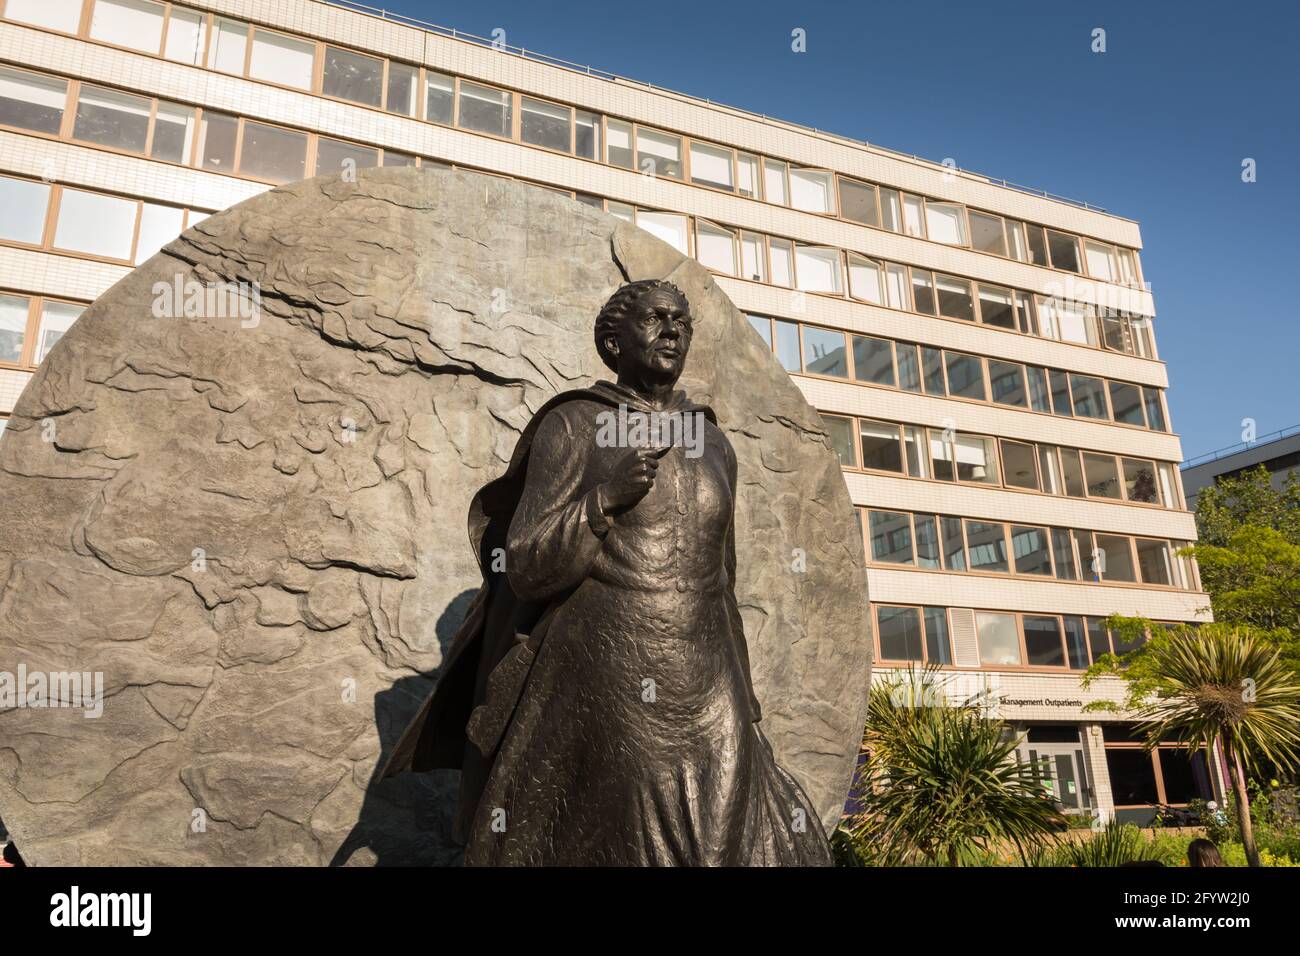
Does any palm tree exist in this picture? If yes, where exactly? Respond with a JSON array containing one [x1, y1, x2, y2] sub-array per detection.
[[843, 668, 1064, 866], [1135, 626, 1300, 866]]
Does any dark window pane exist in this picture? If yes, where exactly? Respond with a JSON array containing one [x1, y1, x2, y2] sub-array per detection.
[[1026, 366, 1051, 412], [978, 284, 1015, 328], [1106, 749, 1159, 806], [316, 137, 378, 176], [773, 320, 800, 372], [239, 122, 307, 183], [1061, 448, 1085, 496], [859, 420, 903, 473], [877, 605, 923, 661], [966, 520, 1008, 573], [935, 275, 975, 321], [822, 415, 856, 467], [1052, 528, 1078, 580], [1024, 615, 1065, 666], [521, 97, 571, 151], [197, 111, 238, 172], [945, 352, 986, 400], [922, 346, 946, 394], [1123, 458, 1159, 503], [322, 46, 383, 107], [839, 178, 878, 226], [1082, 452, 1122, 499], [1011, 526, 1053, 576], [869, 511, 914, 565], [1070, 374, 1109, 419], [73, 85, 150, 152], [1047, 230, 1080, 272], [801, 326, 848, 377], [988, 360, 1026, 407], [1087, 618, 1111, 662], [924, 607, 952, 664], [385, 61, 419, 116], [852, 335, 895, 385], [1143, 388, 1167, 431], [1001, 440, 1039, 490], [1158, 750, 1207, 804], [911, 270, 936, 314], [1109, 381, 1146, 426], [0, 67, 66, 134], [942, 516, 966, 571], [1049, 369, 1073, 416], [1026, 224, 1048, 266], [151, 103, 194, 163], [425, 72, 454, 124], [896, 343, 921, 392], [914, 515, 940, 569], [1063, 616, 1089, 669]]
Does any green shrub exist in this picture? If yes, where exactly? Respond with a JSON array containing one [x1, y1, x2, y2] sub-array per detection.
[[1050, 822, 1154, 867]]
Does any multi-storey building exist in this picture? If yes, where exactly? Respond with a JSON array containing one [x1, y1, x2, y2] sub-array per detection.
[[1182, 426, 1300, 511], [0, 0, 1219, 824]]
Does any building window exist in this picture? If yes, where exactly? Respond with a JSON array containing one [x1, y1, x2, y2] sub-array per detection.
[[36, 300, 82, 362], [877, 605, 924, 661], [386, 62, 420, 117], [210, 18, 250, 75], [90, 0, 166, 55], [869, 510, 914, 565], [1012, 528, 1054, 578], [966, 520, 1009, 573], [636, 128, 682, 179], [72, 85, 152, 152], [606, 118, 632, 168], [634, 210, 688, 255], [839, 178, 878, 226], [695, 221, 737, 276], [425, 73, 454, 125], [977, 284, 1015, 328], [196, 111, 238, 172], [151, 102, 196, 163], [316, 138, 379, 176], [859, 421, 903, 473], [238, 121, 307, 183], [0, 67, 67, 134], [5, 0, 84, 33], [164, 8, 207, 65], [521, 97, 571, 152], [801, 325, 848, 378], [976, 612, 1021, 666], [740, 233, 766, 282], [847, 255, 884, 305], [1081, 452, 1121, 500], [736, 153, 759, 198], [943, 351, 985, 400], [134, 201, 184, 263], [689, 141, 734, 191], [968, 210, 1007, 255], [772, 319, 800, 372], [0, 293, 28, 364], [1095, 534, 1137, 582], [1046, 230, 1081, 272], [1084, 240, 1117, 282], [1000, 440, 1039, 490], [249, 29, 315, 91], [987, 360, 1026, 407], [1109, 381, 1146, 426], [763, 159, 788, 205], [794, 246, 841, 294], [0, 176, 51, 244], [935, 275, 975, 321], [1135, 539, 1173, 586], [458, 81, 512, 137], [925, 201, 966, 245], [852, 336, 895, 387], [53, 188, 136, 260], [1023, 615, 1065, 666], [821, 415, 857, 467], [789, 168, 834, 213], [322, 46, 384, 107], [574, 111, 600, 160], [1069, 374, 1109, 419]]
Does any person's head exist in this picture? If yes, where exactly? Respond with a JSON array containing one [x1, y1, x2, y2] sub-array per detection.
[[594, 280, 692, 388], [1187, 838, 1223, 867]]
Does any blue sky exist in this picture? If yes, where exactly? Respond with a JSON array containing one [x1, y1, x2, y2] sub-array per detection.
[[384, 0, 1299, 460]]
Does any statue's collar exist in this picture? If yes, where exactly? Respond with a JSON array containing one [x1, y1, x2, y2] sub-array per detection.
[[590, 379, 699, 415]]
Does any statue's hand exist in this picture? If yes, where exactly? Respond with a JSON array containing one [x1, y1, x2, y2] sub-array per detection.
[[597, 445, 672, 514]]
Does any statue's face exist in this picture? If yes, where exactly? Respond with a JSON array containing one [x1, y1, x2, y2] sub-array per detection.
[[611, 289, 692, 384]]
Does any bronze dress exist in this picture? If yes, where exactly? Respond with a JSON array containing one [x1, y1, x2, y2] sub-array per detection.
[[384, 381, 831, 866]]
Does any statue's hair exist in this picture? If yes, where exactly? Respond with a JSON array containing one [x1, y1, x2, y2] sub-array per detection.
[[593, 279, 690, 373]]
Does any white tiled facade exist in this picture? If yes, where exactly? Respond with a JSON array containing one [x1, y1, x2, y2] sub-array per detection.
[[0, 0, 1219, 823]]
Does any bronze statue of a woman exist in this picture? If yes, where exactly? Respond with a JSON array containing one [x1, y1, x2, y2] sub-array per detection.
[[383, 279, 832, 866]]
